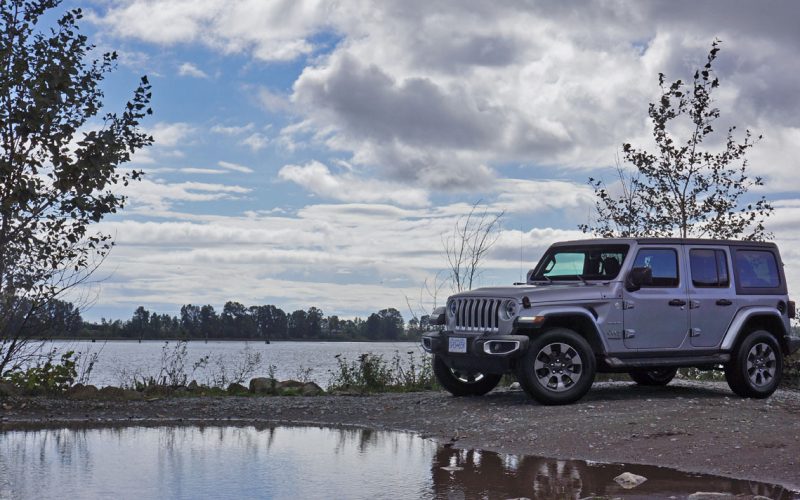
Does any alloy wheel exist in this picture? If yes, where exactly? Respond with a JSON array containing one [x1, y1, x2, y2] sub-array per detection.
[[746, 342, 776, 387], [533, 342, 583, 392]]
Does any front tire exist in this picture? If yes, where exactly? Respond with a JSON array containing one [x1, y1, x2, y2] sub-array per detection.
[[725, 330, 783, 398], [432, 355, 501, 396], [515, 328, 596, 405], [628, 367, 678, 386]]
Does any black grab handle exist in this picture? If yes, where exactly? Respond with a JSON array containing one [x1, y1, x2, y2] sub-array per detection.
[[668, 299, 687, 307]]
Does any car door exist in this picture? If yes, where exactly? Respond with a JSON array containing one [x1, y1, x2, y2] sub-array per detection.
[[623, 246, 689, 350], [686, 246, 738, 348]]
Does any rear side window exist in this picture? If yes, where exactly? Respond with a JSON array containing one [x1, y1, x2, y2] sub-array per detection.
[[633, 248, 679, 287], [736, 250, 780, 288], [690, 249, 729, 288]]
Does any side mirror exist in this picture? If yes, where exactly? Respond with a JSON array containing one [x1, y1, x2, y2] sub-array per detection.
[[625, 267, 653, 292]]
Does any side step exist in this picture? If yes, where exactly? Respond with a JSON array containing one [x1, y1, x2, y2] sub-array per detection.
[[604, 353, 730, 369]]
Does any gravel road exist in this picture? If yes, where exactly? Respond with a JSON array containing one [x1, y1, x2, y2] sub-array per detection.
[[2, 380, 800, 492]]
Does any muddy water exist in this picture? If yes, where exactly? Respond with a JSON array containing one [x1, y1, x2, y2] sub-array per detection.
[[0, 426, 796, 499]]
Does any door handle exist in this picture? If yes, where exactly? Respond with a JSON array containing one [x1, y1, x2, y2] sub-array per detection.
[[668, 299, 687, 307], [716, 299, 733, 306]]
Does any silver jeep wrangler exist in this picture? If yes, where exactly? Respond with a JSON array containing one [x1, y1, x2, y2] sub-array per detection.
[[422, 238, 799, 405]]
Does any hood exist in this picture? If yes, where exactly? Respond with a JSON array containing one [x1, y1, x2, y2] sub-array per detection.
[[450, 282, 617, 303]]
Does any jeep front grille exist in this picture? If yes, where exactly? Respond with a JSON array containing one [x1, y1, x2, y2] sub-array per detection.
[[453, 298, 501, 332]]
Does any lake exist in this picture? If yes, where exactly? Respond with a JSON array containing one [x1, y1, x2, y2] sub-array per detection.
[[42, 340, 423, 388], [1, 425, 795, 499]]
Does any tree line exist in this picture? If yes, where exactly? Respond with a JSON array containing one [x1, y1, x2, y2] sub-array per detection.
[[36, 300, 432, 342]]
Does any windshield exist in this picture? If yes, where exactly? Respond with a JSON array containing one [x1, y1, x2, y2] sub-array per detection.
[[530, 245, 629, 281]]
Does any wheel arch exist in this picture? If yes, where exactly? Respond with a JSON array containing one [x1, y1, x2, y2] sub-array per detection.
[[721, 308, 789, 355], [530, 308, 607, 356]]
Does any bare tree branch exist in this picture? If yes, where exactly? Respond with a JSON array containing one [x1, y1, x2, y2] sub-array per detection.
[[443, 202, 504, 292]]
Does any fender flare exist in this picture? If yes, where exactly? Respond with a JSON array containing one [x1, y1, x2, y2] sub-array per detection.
[[521, 306, 609, 352], [719, 307, 788, 351]]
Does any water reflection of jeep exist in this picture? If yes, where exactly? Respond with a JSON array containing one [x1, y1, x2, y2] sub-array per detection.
[[421, 238, 800, 405], [430, 447, 791, 498]]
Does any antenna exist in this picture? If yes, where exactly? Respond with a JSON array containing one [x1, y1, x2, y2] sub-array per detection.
[[519, 231, 524, 282]]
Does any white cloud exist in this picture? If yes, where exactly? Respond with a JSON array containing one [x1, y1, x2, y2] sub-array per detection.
[[122, 178, 251, 211], [178, 62, 209, 78], [240, 132, 269, 151], [211, 123, 255, 136], [93, 2, 800, 194], [257, 87, 291, 112], [85, 200, 529, 316], [149, 122, 194, 147], [492, 179, 595, 215], [179, 168, 225, 175], [92, 0, 331, 61], [278, 160, 430, 207], [218, 161, 254, 174]]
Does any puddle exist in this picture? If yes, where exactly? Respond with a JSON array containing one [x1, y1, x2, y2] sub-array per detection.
[[432, 447, 798, 499], [0, 425, 796, 499]]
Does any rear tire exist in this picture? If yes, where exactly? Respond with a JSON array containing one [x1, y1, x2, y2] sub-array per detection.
[[432, 355, 501, 396], [515, 328, 596, 405], [725, 330, 783, 399], [628, 367, 678, 386]]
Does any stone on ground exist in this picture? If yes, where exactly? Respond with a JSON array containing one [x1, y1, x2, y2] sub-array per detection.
[[614, 471, 647, 489]]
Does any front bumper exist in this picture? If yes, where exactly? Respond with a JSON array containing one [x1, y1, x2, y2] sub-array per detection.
[[421, 331, 529, 374]]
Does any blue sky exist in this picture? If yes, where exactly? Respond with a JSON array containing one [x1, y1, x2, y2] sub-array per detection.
[[59, 0, 800, 321]]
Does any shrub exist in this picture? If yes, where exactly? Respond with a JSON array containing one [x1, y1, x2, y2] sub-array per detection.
[[2, 350, 78, 395], [206, 348, 262, 387], [784, 353, 800, 387], [118, 340, 208, 391], [328, 351, 437, 393]]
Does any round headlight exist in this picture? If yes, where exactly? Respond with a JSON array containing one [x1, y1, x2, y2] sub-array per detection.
[[447, 300, 458, 317], [500, 299, 519, 321]]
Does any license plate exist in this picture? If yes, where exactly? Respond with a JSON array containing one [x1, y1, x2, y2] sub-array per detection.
[[448, 337, 467, 353]]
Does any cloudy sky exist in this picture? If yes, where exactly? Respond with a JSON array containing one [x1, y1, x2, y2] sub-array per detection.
[[62, 0, 800, 321]]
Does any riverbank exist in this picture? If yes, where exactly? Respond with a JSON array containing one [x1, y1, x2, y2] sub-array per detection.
[[2, 379, 799, 492]]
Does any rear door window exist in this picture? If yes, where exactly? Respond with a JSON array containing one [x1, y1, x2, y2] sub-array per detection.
[[690, 249, 729, 288]]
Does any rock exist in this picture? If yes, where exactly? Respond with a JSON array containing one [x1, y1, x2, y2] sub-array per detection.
[[614, 472, 647, 489], [123, 389, 144, 401], [67, 384, 99, 400], [249, 377, 276, 394], [227, 383, 248, 394], [301, 382, 324, 396], [144, 385, 166, 396], [509, 382, 520, 390], [187, 380, 199, 391], [687, 493, 737, 500], [276, 380, 305, 390], [0, 382, 18, 398], [97, 385, 131, 399]]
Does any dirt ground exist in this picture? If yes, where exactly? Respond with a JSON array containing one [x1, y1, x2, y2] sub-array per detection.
[[2, 379, 800, 492]]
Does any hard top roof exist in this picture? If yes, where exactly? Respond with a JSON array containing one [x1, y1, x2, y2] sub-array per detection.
[[550, 237, 777, 248]]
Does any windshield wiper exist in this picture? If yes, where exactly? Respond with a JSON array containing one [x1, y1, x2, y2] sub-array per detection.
[[575, 274, 587, 284]]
